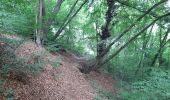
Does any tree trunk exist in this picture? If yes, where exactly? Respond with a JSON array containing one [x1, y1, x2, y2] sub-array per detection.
[[80, 13, 170, 74], [151, 28, 170, 66], [35, 0, 64, 46], [80, 0, 116, 73], [36, 0, 46, 46], [135, 25, 153, 74], [100, 0, 167, 57]]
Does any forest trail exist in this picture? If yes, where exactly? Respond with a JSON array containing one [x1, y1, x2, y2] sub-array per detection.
[[0, 34, 117, 100]]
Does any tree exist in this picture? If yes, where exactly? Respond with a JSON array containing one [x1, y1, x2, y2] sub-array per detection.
[[80, 0, 170, 73], [35, 0, 88, 45], [151, 28, 170, 66], [36, 0, 46, 46]]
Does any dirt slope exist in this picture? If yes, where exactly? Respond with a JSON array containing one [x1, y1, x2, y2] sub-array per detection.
[[0, 36, 117, 100]]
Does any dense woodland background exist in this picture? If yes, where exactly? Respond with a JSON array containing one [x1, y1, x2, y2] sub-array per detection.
[[0, 0, 170, 100]]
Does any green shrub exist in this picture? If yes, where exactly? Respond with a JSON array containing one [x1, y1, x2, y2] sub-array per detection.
[[119, 68, 170, 100], [0, 56, 44, 78], [4, 88, 14, 98], [0, 43, 45, 84], [92, 80, 116, 100], [51, 58, 62, 68], [45, 41, 62, 52]]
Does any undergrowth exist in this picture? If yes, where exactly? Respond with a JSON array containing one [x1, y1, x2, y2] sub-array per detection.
[[0, 79, 14, 100], [117, 68, 170, 100], [0, 42, 45, 79], [92, 80, 116, 100], [0, 36, 62, 99], [103, 55, 170, 100]]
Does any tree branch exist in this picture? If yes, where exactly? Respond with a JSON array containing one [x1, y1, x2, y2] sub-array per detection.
[[115, 0, 169, 28], [44, 0, 64, 35], [53, 0, 64, 14], [101, 12, 170, 66], [52, 0, 79, 39], [53, 0, 88, 40], [99, 0, 167, 57]]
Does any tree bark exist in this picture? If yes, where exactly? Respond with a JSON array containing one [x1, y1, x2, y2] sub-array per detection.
[[80, 0, 116, 73], [36, 0, 46, 46]]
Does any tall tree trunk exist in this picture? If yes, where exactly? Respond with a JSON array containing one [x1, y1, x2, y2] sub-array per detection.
[[135, 25, 152, 74], [151, 28, 170, 66], [36, 0, 46, 46], [35, 0, 64, 45], [101, 13, 170, 67], [80, 0, 116, 73], [81, 13, 170, 74], [80, 1, 169, 74]]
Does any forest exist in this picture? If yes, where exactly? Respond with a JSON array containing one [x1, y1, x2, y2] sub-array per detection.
[[0, 0, 170, 100]]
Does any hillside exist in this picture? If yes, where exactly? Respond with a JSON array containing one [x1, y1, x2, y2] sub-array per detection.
[[0, 34, 117, 100], [1, 0, 170, 99]]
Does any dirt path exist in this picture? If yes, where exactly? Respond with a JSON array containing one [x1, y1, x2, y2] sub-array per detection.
[[58, 51, 118, 97], [0, 38, 117, 100]]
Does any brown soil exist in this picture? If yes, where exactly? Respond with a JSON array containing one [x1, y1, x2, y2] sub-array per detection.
[[0, 36, 117, 100]]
